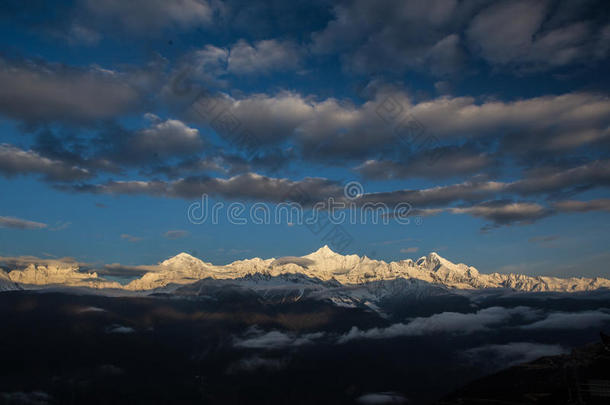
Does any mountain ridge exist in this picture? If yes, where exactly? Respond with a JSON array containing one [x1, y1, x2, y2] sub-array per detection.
[[3, 246, 610, 294]]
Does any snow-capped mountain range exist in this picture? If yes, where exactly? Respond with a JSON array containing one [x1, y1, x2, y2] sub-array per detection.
[[3, 246, 610, 296]]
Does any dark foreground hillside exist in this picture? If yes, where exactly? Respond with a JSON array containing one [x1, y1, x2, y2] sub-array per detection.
[[0, 291, 608, 405], [437, 340, 610, 404]]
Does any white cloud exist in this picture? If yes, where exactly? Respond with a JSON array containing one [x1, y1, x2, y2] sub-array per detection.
[[106, 324, 135, 334], [521, 309, 610, 330], [183, 39, 303, 85], [337, 306, 534, 343], [228, 39, 302, 74], [190, 45, 230, 85], [163, 230, 190, 239], [356, 392, 408, 404], [128, 116, 203, 160], [0, 216, 47, 230], [1, 391, 52, 405], [233, 326, 324, 349], [76, 306, 107, 313], [120, 234, 143, 243]]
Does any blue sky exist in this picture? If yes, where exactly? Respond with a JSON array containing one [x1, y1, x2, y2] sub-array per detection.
[[0, 0, 609, 277]]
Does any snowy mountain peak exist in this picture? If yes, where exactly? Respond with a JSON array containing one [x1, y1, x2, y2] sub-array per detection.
[[308, 245, 340, 257], [172, 252, 199, 260], [415, 252, 479, 278], [417, 252, 445, 268], [4, 248, 610, 294], [161, 252, 208, 268]]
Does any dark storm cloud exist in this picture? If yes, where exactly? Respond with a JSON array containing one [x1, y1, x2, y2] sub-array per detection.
[[358, 180, 505, 208], [7, 54, 584, 181], [507, 159, 610, 197], [311, 0, 469, 75], [356, 159, 610, 209], [181, 88, 610, 166], [394, 200, 553, 230], [147, 147, 295, 179], [185, 91, 312, 146], [354, 159, 610, 227], [148, 156, 229, 178], [0, 144, 92, 182], [466, 0, 610, 71], [65, 180, 169, 197], [450, 200, 552, 228], [169, 173, 340, 202], [355, 145, 495, 180], [61, 173, 343, 204], [179, 87, 422, 158], [55, 157, 610, 229], [0, 57, 146, 126], [312, 0, 610, 75], [407, 92, 610, 145], [499, 126, 610, 163], [31, 129, 116, 174], [9, 115, 207, 182], [6, 115, 207, 182], [1, 26, 604, 230], [553, 198, 610, 212]]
